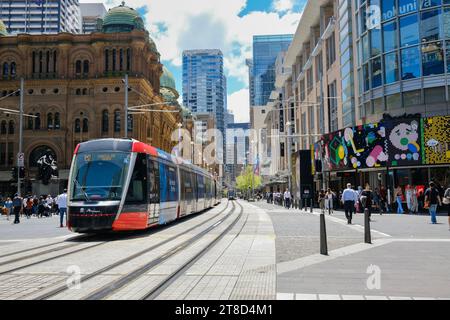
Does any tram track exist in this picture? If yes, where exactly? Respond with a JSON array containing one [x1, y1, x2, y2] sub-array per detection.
[[30, 200, 231, 300], [143, 201, 247, 300], [82, 201, 243, 300]]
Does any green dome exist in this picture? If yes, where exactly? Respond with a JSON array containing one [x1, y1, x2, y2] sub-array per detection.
[[0, 20, 7, 36], [160, 66, 176, 91], [102, 2, 145, 33]]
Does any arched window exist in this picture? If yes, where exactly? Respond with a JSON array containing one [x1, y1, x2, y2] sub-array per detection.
[[46, 51, 50, 73], [119, 49, 123, 71], [105, 49, 109, 72], [83, 60, 89, 74], [54, 112, 60, 129], [35, 113, 41, 130], [102, 110, 109, 133], [82, 118, 89, 133], [126, 48, 131, 71], [76, 88, 81, 95], [47, 113, 53, 129], [32, 51, 36, 73], [112, 49, 117, 71], [114, 110, 121, 132], [127, 114, 133, 132], [75, 60, 81, 74], [82, 88, 88, 95], [29, 146, 57, 168], [74, 119, 81, 133], [10, 62, 16, 77], [2, 62, 8, 77], [8, 121, 14, 134], [1, 121, 6, 134], [39, 51, 43, 73], [53, 50, 57, 73], [28, 116, 33, 130]]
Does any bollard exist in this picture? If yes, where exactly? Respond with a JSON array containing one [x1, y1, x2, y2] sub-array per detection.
[[310, 198, 313, 213], [320, 213, 328, 255], [364, 208, 372, 244]]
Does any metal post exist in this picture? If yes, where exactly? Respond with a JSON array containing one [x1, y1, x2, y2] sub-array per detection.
[[18, 77, 24, 197], [287, 122, 292, 193], [320, 213, 328, 255], [124, 74, 128, 138], [364, 208, 372, 244]]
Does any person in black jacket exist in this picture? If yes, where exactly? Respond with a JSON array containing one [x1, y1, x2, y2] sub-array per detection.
[[360, 184, 373, 221]]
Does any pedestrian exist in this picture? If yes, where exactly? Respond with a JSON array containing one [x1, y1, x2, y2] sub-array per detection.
[[25, 197, 33, 219], [394, 186, 404, 214], [318, 190, 326, 214], [12, 194, 23, 224], [424, 182, 442, 225], [4, 197, 12, 221], [325, 189, 335, 214], [284, 188, 292, 209], [443, 185, 450, 230], [373, 188, 381, 214], [360, 184, 373, 221], [38, 197, 46, 218], [56, 189, 68, 228], [410, 186, 419, 214], [341, 183, 357, 224]]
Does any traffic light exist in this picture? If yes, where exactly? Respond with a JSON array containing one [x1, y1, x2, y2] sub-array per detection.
[[11, 167, 17, 180], [19, 167, 25, 179]]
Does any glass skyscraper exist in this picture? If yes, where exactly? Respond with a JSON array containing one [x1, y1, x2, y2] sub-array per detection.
[[0, 0, 82, 35], [182, 49, 227, 138], [251, 34, 293, 106]]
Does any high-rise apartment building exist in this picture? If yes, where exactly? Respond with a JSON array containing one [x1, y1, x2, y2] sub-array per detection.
[[80, 2, 107, 34], [182, 49, 227, 162], [0, 0, 82, 35], [250, 34, 293, 107]]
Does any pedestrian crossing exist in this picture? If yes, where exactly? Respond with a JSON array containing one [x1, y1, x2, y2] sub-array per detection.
[[277, 293, 450, 300]]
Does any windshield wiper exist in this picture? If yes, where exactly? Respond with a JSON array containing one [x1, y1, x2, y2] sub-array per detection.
[[72, 179, 90, 202]]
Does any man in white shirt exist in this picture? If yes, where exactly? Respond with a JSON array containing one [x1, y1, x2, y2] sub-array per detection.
[[341, 184, 357, 224], [284, 189, 292, 209], [56, 189, 68, 228]]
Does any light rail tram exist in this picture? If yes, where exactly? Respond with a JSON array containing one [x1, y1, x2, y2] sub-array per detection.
[[67, 139, 221, 233]]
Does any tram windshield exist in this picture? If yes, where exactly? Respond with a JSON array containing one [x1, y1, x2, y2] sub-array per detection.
[[70, 152, 132, 201]]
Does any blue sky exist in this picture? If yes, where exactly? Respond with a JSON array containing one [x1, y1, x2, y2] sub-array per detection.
[[82, 0, 306, 122]]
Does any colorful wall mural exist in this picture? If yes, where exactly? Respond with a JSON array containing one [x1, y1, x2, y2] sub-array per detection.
[[312, 115, 449, 173], [422, 116, 450, 165]]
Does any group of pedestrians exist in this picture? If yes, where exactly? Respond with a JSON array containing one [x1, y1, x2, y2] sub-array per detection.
[[318, 189, 336, 214], [1, 189, 68, 228], [265, 189, 292, 209]]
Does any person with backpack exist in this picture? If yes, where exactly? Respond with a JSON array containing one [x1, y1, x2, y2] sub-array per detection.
[[12, 194, 23, 224], [360, 184, 373, 221], [424, 182, 442, 225]]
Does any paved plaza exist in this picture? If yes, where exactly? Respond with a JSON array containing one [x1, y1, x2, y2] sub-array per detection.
[[0, 200, 449, 300]]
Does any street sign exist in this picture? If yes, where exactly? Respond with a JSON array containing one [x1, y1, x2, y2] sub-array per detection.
[[17, 153, 24, 167]]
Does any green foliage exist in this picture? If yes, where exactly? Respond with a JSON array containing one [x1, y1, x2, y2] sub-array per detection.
[[236, 166, 262, 192]]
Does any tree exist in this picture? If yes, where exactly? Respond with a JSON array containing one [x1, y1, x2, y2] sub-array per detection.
[[236, 166, 262, 193]]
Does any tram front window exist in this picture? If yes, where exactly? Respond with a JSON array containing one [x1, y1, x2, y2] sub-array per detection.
[[71, 152, 131, 201]]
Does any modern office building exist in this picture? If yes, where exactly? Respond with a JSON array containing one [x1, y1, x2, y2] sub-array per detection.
[[0, 0, 82, 35], [225, 122, 250, 187], [80, 2, 107, 34], [250, 34, 293, 107]]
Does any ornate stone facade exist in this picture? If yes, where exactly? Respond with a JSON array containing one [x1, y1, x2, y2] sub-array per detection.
[[0, 5, 181, 194]]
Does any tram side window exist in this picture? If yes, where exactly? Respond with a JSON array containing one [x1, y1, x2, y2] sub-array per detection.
[[182, 170, 193, 201], [167, 166, 178, 202], [197, 175, 205, 199], [126, 154, 147, 203], [148, 158, 160, 204]]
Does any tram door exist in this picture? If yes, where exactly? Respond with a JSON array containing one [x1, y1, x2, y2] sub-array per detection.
[[147, 158, 160, 225]]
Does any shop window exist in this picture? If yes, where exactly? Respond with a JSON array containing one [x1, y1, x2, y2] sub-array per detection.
[[386, 93, 402, 110], [424, 87, 446, 104], [403, 90, 422, 106]]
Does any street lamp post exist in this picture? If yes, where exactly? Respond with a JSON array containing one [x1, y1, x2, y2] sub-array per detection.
[[124, 74, 129, 138], [18, 78, 24, 197], [286, 121, 292, 194], [190, 141, 194, 164]]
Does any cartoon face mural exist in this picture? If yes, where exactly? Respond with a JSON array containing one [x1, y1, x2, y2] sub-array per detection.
[[384, 118, 422, 167]]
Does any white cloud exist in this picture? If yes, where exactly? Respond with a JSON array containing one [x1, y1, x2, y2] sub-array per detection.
[[228, 89, 250, 123], [273, 0, 294, 13], [84, 0, 301, 87]]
